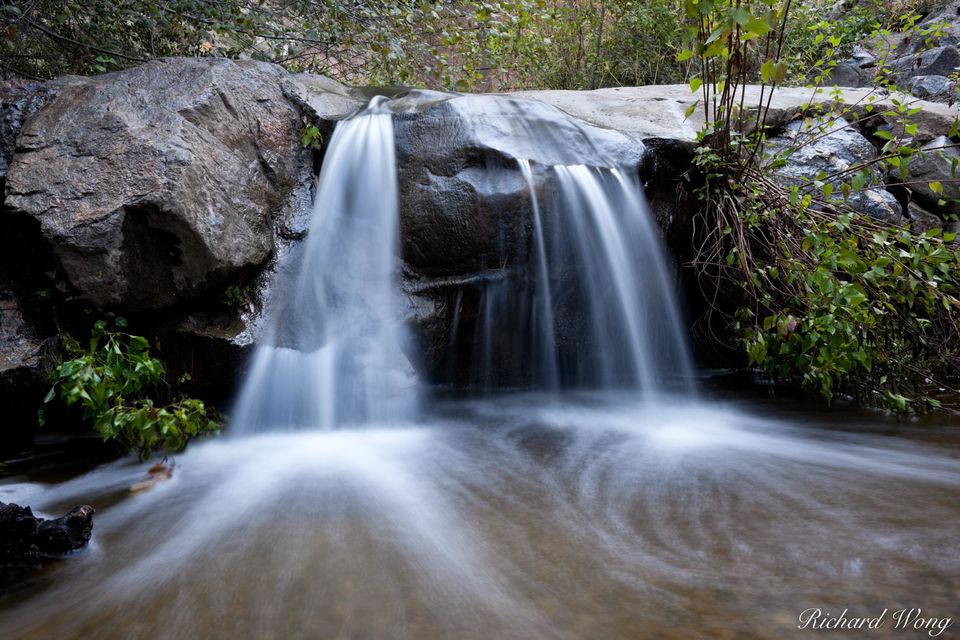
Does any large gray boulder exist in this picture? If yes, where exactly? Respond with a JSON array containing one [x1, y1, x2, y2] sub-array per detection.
[[4, 58, 306, 311], [909, 74, 957, 101], [0, 59, 373, 420], [765, 116, 904, 222], [889, 45, 960, 84]]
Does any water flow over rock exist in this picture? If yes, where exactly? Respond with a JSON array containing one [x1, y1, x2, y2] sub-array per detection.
[[459, 159, 694, 395], [230, 99, 418, 433]]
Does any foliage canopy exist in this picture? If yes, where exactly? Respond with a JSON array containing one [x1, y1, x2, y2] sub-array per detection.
[[1, 0, 691, 89]]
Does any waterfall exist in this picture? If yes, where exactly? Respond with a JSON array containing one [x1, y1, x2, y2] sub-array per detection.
[[462, 160, 694, 395], [519, 159, 560, 390], [230, 93, 693, 436], [230, 99, 419, 434], [550, 164, 694, 393]]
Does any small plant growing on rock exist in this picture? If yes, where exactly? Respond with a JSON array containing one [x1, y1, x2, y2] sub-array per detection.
[[300, 124, 323, 150], [219, 284, 248, 310], [40, 318, 221, 459]]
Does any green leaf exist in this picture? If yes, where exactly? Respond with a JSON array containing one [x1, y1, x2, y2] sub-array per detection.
[[732, 7, 751, 27], [760, 59, 775, 83], [851, 172, 866, 191], [745, 16, 772, 36], [773, 61, 788, 84]]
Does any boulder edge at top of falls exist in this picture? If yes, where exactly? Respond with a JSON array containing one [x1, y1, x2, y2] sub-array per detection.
[[390, 91, 645, 274], [509, 84, 959, 145]]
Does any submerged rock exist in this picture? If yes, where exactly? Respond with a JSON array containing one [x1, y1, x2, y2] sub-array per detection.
[[0, 501, 94, 557]]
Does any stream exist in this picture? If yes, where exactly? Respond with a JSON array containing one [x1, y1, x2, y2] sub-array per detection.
[[2, 392, 959, 638]]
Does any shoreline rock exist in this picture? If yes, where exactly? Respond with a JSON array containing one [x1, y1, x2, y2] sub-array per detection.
[[0, 502, 94, 590]]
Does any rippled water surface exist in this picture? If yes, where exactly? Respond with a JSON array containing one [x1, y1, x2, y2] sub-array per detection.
[[2, 393, 958, 639]]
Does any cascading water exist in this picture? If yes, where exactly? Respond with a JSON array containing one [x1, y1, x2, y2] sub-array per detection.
[[518, 159, 560, 390], [465, 157, 694, 395], [3, 94, 959, 640], [230, 98, 418, 433]]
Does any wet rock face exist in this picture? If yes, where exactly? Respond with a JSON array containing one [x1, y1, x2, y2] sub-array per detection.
[[4, 58, 305, 311], [0, 277, 57, 448], [392, 92, 644, 275]]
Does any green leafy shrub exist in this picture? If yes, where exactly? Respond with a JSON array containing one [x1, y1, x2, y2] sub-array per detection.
[[592, 0, 687, 87], [300, 124, 323, 150], [41, 318, 220, 458], [733, 199, 960, 411], [681, 0, 960, 411]]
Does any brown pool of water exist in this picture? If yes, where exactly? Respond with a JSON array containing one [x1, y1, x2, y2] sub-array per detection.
[[1, 392, 958, 639]]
